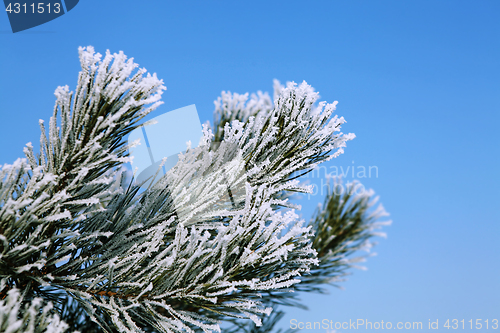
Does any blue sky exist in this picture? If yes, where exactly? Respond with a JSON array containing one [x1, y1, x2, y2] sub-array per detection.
[[1, 1, 499, 332]]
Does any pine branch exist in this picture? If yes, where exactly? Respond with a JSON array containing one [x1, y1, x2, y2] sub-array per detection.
[[223, 308, 298, 333], [210, 84, 391, 333], [297, 178, 392, 292], [0, 281, 69, 333], [0, 46, 390, 333], [0, 46, 165, 330]]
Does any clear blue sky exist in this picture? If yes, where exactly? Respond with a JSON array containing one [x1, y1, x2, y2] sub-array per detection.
[[1, 1, 498, 332]]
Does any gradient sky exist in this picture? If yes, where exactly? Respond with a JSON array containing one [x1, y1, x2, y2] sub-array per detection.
[[1, 1, 499, 332]]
